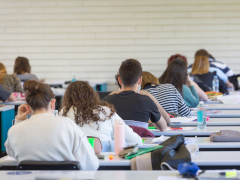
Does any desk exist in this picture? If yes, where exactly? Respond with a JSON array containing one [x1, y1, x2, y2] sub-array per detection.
[[142, 137, 240, 150], [205, 104, 240, 110], [2, 151, 240, 170], [150, 126, 240, 137], [170, 118, 240, 126], [191, 110, 240, 118], [99, 151, 240, 170], [0, 101, 25, 106], [0, 101, 25, 116], [0, 171, 239, 180], [0, 105, 14, 157], [0, 171, 184, 180], [205, 100, 222, 104]]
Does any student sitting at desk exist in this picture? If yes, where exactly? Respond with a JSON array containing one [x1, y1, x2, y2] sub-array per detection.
[[141, 71, 191, 117], [188, 49, 234, 89], [103, 59, 168, 131], [114, 73, 170, 124], [167, 54, 209, 101], [59, 81, 142, 145], [0, 84, 16, 102], [14, 56, 38, 82], [159, 58, 199, 108], [0, 63, 24, 93], [191, 51, 229, 94], [5, 80, 99, 170]]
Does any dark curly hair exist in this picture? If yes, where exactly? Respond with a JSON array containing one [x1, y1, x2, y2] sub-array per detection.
[[60, 81, 116, 129]]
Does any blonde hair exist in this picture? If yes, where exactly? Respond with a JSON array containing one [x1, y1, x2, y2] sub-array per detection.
[[191, 56, 209, 75], [0, 63, 7, 82], [141, 71, 159, 89]]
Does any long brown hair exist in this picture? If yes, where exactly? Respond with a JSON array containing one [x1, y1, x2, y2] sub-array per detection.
[[159, 58, 188, 94], [141, 71, 159, 89], [24, 80, 54, 111], [14, 56, 31, 74], [0, 63, 7, 83], [191, 56, 210, 75], [60, 81, 116, 129]]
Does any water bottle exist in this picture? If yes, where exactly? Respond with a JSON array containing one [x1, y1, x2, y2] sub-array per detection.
[[197, 101, 206, 131], [72, 73, 76, 82], [212, 75, 219, 92]]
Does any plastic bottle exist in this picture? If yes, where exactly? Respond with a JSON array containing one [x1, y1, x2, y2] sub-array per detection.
[[114, 121, 125, 155], [212, 75, 219, 92], [197, 101, 206, 131], [72, 73, 76, 82]]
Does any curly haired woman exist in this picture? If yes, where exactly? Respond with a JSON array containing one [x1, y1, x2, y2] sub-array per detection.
[[59, 81, 142, 146]]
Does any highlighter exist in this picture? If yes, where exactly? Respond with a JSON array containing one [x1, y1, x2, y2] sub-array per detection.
[[219, 171, 237, 177]]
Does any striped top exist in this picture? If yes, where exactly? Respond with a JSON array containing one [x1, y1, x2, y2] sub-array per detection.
[[143, 84, 191, 116]]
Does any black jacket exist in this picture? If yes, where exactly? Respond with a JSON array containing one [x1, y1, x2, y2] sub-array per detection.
[[151, 135, 191, 170]]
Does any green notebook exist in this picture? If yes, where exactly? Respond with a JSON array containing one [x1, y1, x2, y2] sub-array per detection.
[[125, 145, 163, 160]]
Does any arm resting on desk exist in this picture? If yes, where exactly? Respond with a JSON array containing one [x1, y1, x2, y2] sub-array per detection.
[[153, 116, 168, 131], [6, 94, 16, 102], [140, 90, 170, 125]]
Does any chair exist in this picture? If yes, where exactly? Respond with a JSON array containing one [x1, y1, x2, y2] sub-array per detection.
[[96, 91, 112, 100], [17, 161, 80, 170], [129, 125, 155, 137], [124, 120, 148, 129]]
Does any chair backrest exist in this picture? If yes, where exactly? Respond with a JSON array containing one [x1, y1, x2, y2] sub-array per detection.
[[96, 91, 112, 100], [129, 125, 155, 137], [124, 120, 148, 129], [17, 161, 80, 170]]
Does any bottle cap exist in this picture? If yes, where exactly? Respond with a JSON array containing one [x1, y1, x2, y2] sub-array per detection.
[[199, 101, 204, 105], [214, 75, 218, 78]]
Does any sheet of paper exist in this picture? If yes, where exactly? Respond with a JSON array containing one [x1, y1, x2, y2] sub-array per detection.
[[217, 94, 240, 104], [151, 136, 197, 144], [165, 127, 194, 131], [191, 110, 223, 115], [157, 176, 186, 180], [4, 156, 16, 161], [170, 116, 197, 123]]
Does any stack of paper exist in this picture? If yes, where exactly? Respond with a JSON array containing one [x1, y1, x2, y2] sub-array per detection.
[[217, 94, 240, 104], [170, 116, 197, 123], [151, 136, 197, 144]]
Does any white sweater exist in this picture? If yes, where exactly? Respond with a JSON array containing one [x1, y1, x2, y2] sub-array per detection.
[[59, 106, 142, 146], [5, 113, 99, 170]]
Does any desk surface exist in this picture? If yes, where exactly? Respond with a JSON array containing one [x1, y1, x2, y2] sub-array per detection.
[[170, 118, 240, 126], [142, 137, 240, 149], [191, 110, 240, 118], [205, 104, 240, 110], [150, 126, 240, 136], [2, 151, 240, 168], [0, 171, 183, 180], [205, 100, 222, 104], [99, 151, 240, 166], [0, 105, 15, 111], [1, 170, 235, 180], [0, 101, 25, 106]]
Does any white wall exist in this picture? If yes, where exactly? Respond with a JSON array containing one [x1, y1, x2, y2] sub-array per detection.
[[1, 0, 240, 90]]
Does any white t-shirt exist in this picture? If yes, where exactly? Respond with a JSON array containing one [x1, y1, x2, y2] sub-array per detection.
[[5, 113, 99, 170], [59, 106, 142, 146]]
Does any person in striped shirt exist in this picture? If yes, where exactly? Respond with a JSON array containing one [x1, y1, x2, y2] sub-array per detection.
[[141, 71, 191, 117], [159, 58, 199, 108]]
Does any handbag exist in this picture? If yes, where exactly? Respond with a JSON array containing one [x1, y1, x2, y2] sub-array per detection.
[[210, 130, 240, 142]]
